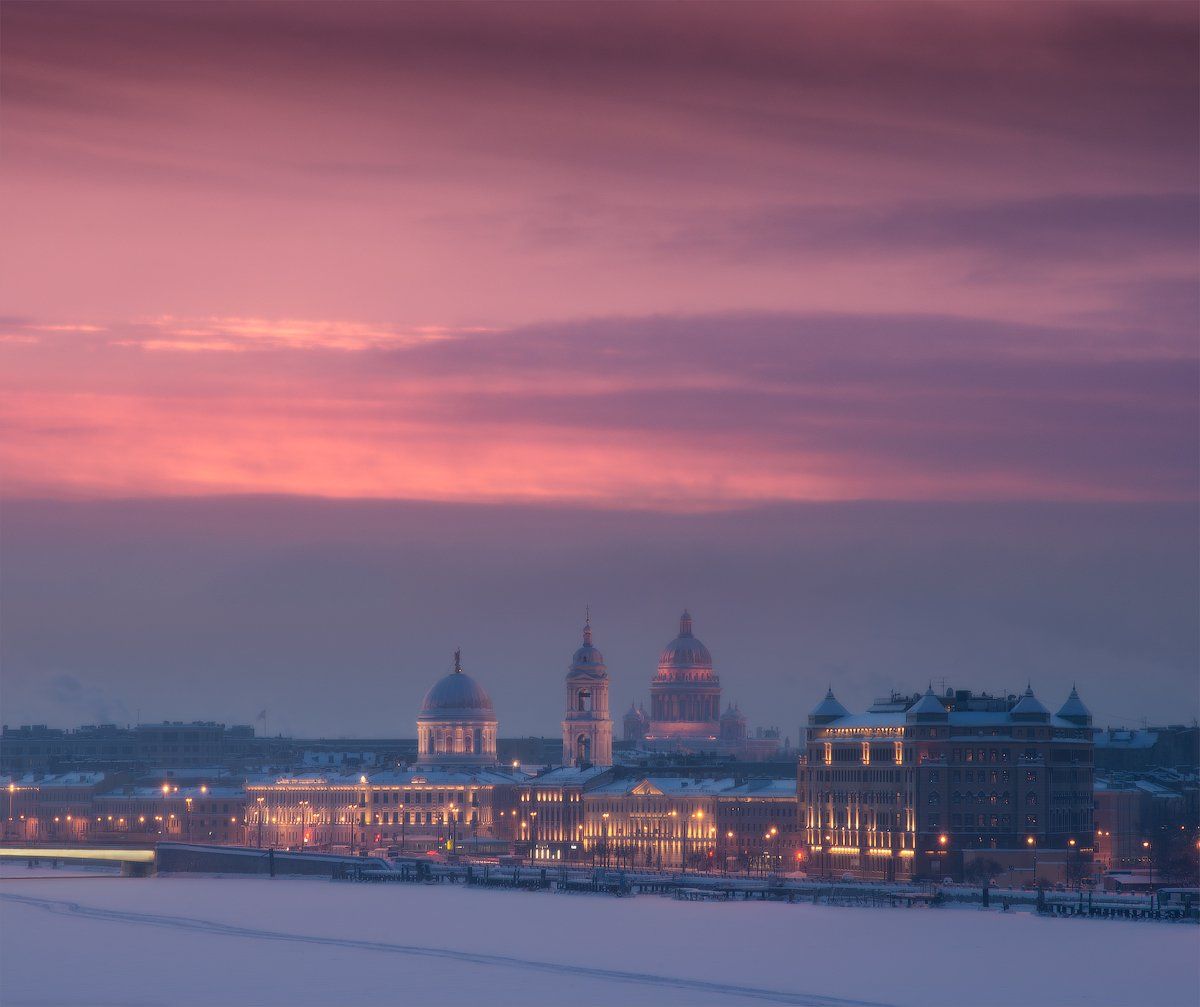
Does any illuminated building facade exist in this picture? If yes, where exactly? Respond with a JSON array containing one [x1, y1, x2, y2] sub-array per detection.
[[561, 616, 613, 767], [91, 784, 245, 843], [244, 657, 521, 851], [517, 765, 613, 860], [580, 777, 731, 870], [716, 779, 801, 873], [799, 684, 1095, 883], [3, 772, 108, 842], [245, 768, 520, 852]]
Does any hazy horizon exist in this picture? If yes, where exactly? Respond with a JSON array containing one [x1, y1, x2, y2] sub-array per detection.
[[3, 496, 1195, 738]]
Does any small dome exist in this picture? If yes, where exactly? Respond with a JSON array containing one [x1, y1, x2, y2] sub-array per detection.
[[809, 687, 849, 722], [624, 703, 648, 722], [419, 651, 494, 720], [657, 610, 714, 677], [567, 617, 607, 679], [1056, 685, 1091, 724], [1010, 684, 1050, 719], [907, 685, 948, 719], [721, 703, 746, 722]]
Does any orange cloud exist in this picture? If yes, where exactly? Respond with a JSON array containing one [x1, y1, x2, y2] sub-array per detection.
[[118, 316, 490, 353], [1, 311, 1193, 509]]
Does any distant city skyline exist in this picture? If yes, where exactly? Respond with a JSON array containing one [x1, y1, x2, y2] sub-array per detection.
[[3, 497, 1195, 737]]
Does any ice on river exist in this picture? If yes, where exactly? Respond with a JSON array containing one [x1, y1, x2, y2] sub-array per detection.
[[1, 874, 1196, 1007]]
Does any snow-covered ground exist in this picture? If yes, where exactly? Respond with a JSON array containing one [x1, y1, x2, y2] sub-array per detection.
[[0, 875, 1196, 1007]]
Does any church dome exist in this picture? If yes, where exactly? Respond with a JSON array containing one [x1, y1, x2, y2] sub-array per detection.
[[419, 652, 495, 721], [567, 617, 607, 679], [656, 611, 714, 679]]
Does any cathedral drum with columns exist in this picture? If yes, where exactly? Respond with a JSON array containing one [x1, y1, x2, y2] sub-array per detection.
[[562, 616, 613, 767], [646, 611, 722, 743], [417, 649, 498, 768]]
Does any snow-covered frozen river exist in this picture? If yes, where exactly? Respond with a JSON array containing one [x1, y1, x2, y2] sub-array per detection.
[[1, 874, 1196, 1006]]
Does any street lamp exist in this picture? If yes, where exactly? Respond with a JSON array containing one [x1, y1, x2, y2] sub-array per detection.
[[1142, 840, 1153, 888], [256, 797, 266, 848], [299, 800, 310, 849], [5, 783, 15, 841], [601, 812, 610, 867]]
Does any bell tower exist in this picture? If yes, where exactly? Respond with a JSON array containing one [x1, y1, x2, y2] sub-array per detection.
[[561, 613, 612, 767]]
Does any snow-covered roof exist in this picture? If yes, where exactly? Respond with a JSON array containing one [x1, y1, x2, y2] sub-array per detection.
[[586, 776, 736, 797], [906, 687, 947, 717], [810, 688, 850, 721], [810, 709, 1091, 735], [720, 779, 797, 797], [1056, 686, 1091, 722], [366, 768, 525, 786], [96, 785, 245, 800], [1010, 685, 1051, 718], [526, 766, 610, 786], [5, 772, 106, 787], [1094, 729, 1159, 750]]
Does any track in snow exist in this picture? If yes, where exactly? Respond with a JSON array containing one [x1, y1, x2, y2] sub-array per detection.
[[1, 891, 894, 1007]]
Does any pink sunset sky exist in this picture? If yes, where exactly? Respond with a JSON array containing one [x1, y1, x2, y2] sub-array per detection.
[[1, 2, 1197, 735]]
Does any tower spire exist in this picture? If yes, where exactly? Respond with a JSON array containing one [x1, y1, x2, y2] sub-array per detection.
[[583, 606, 592, 645], [453, 647, 462, 674]]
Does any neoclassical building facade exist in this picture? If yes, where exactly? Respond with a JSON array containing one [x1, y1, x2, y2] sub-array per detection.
[[247, 649, 521, 852]]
